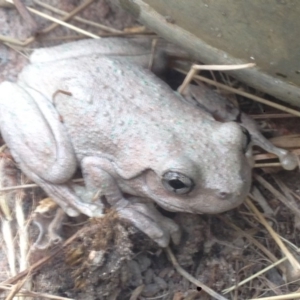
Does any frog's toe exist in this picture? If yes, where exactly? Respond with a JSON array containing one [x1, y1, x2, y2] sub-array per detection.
[[88, 206, 104, 218], [64, 206, 80, 217], [279, 152, 298, 170], [161, 218, 181, 245], [76, 202, 104, 218], [117, 200, 182, 247], [32, 207, 66, 249], [154, 234, 171, 248], [120, 206, 171, 247]]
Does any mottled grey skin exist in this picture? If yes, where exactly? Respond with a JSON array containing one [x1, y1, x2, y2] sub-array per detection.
[[0, 39, 252, 247]]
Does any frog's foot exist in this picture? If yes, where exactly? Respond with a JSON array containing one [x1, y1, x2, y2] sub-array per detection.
[[32, 206, 66, 249], [237, 113, 298, 171], [251, 133, 298, 170], [39, 180, 104, 218], [17, 161, 104, 219], [275, 149, 298, 171], [80, 157, 181, 247], [116, 197, 181, 248]]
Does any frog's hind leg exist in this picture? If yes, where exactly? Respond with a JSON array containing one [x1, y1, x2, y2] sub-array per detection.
[[14, 159, 104, 218], [0, 81, 77, 183], [0, 82, 103, 218]]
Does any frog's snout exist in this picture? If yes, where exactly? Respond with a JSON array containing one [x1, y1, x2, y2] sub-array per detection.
[[214, 189, 242, 204], [192, 186, 249, 214], [217, 191, 230, 200]]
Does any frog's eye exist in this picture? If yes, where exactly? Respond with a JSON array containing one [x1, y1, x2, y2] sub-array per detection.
[[241, 127, 251, 152], [162, 171, 194, 194]]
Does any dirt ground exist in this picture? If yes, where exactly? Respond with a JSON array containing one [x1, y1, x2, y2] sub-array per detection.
[[1, 1, 300, 300]]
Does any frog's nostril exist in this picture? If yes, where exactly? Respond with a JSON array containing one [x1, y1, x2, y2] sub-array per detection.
[[218, 192, 229, 199]]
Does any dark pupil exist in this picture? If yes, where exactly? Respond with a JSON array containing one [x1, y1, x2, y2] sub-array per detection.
[[169, 179, 186, 189]]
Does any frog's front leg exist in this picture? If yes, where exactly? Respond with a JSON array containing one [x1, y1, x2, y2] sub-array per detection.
[[81, 157, 181, 247], [239, 113, 298, 170]]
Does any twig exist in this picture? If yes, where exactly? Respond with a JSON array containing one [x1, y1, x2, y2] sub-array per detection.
[[15, 175, 30, 273], [40, 0, 95, 34], [254, 174, 300, 221], [4, 276, 27, 300], [254, 148, 300, 162], [3, 42, 30, 59], [165, 246, 228, 300], [0, 178, 84, 192], [0, 183, 40, 192], [251, 113, 295, 119], [0, 224, 87, 286], [0, 159, 16, 277], [178, 63, 255, 94], [0, 0, 12, 7], [245, 198, 300, 272], [37, 35, 84, 41], [34, 0, 123, 33], [148, 38, 158, 71], [1, 220, 16, 276], [254, 162, 282, 168], [5, 0, 100, 39], [249, 187, 274, 215], [195, 74, 300, 116], [177, 66, 197, 94], [0, 34, 35, 46], [175, 67, 300, 117], [217, 216, 283, 269], [191, 63, 255, 71], [222, 257, 287, 294], [13, 0, 38, 34], [0, 285, 74, 299], [250, 292, 300, 300]]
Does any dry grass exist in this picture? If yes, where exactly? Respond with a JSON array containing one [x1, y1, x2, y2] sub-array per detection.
[[1, 1, 300, 299]]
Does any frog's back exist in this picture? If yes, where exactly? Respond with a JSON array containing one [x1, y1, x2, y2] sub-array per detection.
[[18, 54, 217, 171]]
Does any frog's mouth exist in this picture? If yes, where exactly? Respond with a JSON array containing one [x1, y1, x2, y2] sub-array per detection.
[[143, 169, 251, 214]]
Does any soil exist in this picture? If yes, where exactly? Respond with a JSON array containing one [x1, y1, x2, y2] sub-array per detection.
[[1, 1, 300, 300]]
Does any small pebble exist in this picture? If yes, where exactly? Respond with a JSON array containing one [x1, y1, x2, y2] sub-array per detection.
[[127, 260, 143, 286], [136, 254, 151, 272], [154, 276, 168, 290], [142, 283, 161, 297], [144, 268, 154, 285], [158, 267, 172, 278]]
